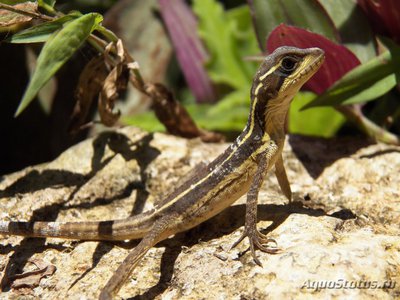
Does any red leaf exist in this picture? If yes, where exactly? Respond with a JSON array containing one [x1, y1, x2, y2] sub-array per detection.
[[159, 0, 216, 102], [267, 24, 361, 94], [357, 0, 400, 43]]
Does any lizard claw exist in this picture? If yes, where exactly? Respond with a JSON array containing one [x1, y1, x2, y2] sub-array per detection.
[[231, 228, 280, 266]]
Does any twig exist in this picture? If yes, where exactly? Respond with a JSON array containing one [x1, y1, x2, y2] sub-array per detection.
[[338, 105, 400, 145], [0, 3, 53, 21]]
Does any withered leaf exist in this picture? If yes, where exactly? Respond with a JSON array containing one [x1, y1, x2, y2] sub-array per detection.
[[71, 40, 131, 132], [0, 2, 38, 27], [145, 83, 224, 142], [11, 258, 56, 290], [98, 40, 129, 127], [69, 55, 109, 134], [98, 64, 126, 127], [72, 39, 222, 142]]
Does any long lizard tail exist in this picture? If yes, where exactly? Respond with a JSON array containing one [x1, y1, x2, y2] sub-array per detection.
[[0, 211, 155, 241]]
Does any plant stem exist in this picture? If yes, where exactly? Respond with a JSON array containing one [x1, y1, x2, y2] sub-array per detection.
[[338, 105, 400, 145], [0, 3, 53, 21], [87, 34, 109, 53], [96, 26, 119, 43], [38, 2, 58, 16]]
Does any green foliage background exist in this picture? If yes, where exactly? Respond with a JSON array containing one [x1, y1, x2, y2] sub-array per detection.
[[124, 0, 345, 137]]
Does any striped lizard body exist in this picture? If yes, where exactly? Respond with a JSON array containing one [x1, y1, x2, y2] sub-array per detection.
[[0, 46, 324, 299]]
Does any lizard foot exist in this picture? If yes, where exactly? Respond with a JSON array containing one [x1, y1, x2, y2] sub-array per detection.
[[231, 228, 280, 266]]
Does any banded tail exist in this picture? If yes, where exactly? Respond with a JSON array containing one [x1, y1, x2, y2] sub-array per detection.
[[0, 211, 154, 241]]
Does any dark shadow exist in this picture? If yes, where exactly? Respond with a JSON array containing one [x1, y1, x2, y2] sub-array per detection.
[[0, 239, 67, 256], [329, 208, 357, 220], [288, 135, 372, 179], [127, 236, 182, 300], [338, 5, 375, 48], [127, 201, 354, 299], [64, 181, 144, 211], [68, 242, 115, 291], [1, 196, 356, 296], [1, 132, 160, 292], [91, 131, 160, 216], [0, 238, 69, 289], [2, 132, 362, 295], [0, 170, 87, 198], [0, 43, 51, 176]]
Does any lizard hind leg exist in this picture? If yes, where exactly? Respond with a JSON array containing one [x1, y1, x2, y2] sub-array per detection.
[[99, 216, 172, 300], [231, 228, 279, 266]]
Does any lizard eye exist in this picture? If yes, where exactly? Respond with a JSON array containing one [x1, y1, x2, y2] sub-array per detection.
[[281, 57, 297, 72]]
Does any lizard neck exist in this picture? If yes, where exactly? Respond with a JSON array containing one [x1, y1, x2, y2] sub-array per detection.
[[263, 93, 291, 144], [239, 90, 289, 148]]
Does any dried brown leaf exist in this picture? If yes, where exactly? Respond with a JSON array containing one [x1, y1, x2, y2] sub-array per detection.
[[98, 40, 130, 127], [71, 40, 134, 131], [0, 2, 38, 27], [72, 39, 222, 142], [145, 83, 224, 142], [122, 41, 222, 142], [10, 258, 56, 290], [69, 55, 109, 134], [98, 66, 124, 126]]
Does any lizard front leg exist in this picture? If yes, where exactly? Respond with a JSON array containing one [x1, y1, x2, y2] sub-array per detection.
[[231, 152, 279, 266]]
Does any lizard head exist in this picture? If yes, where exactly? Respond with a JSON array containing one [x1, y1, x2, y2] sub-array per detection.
[[252, 46, 324, 99], [249, 46, 325, 134]]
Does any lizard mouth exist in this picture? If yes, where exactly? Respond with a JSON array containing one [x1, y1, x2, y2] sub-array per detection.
[[299, 51, 325, 80], [288, 49, 325, 86], [308, 51, 325, 73]]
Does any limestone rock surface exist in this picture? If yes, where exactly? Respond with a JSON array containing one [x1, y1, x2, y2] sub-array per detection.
[[0, 127, 399, 299]]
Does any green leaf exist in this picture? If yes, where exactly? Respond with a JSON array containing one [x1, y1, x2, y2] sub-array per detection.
[[15, 13, 103, 116], [191, 0, 259, 132], [304, 42, 400, 108], [249, 0, 339, 51], [246, 0, 345, 136], [225, 5, 260, 78], [206, 90, 249, 131], [289, 92, 345, 137], [122, 112, 165, 132], [125, 1, 257, 134], [122, 102, 249, 133], [38, 0, 56, 7], [193, 0, 258, 89], [208, 89, 249, 115], [123, 92, 344, 136], [318, 0, 376, 63], [7, 12, 82, 44], [38, 0, 57, 15], [0, 1, 34, 4]]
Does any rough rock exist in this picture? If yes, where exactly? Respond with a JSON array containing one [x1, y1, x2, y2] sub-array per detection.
[[0, 127, 399, 299]]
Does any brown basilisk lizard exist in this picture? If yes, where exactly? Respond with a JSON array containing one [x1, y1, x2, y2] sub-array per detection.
[[0, 46, 324, 299]]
